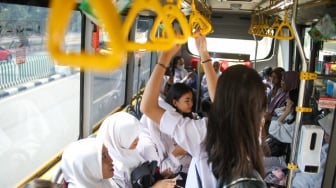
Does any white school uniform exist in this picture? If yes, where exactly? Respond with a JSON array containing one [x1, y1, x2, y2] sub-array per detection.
[[61, 138, 119, 188], [97, 112, 144, 188], [268, 112, 295, 143], [138, 97, 192, 173], [160, 110, 217, 188]]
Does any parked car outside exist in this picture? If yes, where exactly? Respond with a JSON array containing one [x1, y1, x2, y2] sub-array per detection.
[[0, 47, 12, 62]]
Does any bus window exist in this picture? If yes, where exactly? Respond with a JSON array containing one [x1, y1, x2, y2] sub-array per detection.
[[87, 24, 128, 127], [304, 27, 312, 60], [187, 37, 273, 61], [89, 65, 127, 127], [0, 4, 81, 187], [132, 17, 154, 95]]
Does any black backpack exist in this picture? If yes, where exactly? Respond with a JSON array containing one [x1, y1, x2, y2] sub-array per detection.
[[216, 170, 267, 188], [131, 161, 158, 188]]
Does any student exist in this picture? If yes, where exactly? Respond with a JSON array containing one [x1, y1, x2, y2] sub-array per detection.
[[265, 70, 298, 123], [262, 90, 299, 185], [138, 83, 194, 186], [172, 56, 194, 85], [96, 112, 176, 188], [61, 138, 118, 188], [141, 34, 266, 187], [268, 89, 299, 143], [261, 66, 273, 96], [165, 83, 197, 119], [267, 67, 284, 104]]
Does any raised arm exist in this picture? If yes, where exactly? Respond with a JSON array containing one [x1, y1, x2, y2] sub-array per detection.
[[140, 45, 181, 125], [141, 34, 217, 124], [195, 35, 218, 101]]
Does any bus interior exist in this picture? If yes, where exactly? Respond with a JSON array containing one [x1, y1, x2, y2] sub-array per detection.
[[0, 0, 335, 187]]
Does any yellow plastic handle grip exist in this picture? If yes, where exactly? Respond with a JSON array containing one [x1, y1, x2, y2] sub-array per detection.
[[274, 21, 294, 40], [122, 0, 176, 51], [274, 13, 294, 40], [267, 17, 281, 37], [150, 4, 191, 44], [47, 0, 126, 71], [190, 11, 213, 37]]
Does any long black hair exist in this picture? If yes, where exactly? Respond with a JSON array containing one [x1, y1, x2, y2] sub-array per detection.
[[165, 83, 194, 118], [286, 89, 299, 124], [206, 65, 266, 182]]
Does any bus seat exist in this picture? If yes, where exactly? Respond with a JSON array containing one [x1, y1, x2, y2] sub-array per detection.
[[52, 164, 64, 185]]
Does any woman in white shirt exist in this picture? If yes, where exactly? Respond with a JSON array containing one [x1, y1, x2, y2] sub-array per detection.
[[96, 112, 176, 188], [61, 138, 119, 188], [172, 56, 194, 85], [141, 33, 266, 188], [268, 89, 299, 143], [138, 83, 194, 187]]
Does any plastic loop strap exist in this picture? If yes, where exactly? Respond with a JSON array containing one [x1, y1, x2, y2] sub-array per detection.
[[47, 0, 126, 71], [150, 2, 191, 44], [122, 0, 176, 51]]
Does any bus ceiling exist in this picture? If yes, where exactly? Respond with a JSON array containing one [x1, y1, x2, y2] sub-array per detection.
[[1, 0, 335, 27]]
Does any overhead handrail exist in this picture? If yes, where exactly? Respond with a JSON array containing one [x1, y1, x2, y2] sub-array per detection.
[[248, 13, 259, 35], [189, 0, 213, 37], [248, 13, 258, 35], [47, 0, 126, 71], [267, 16, 282, 37], [259, 14, 270, 37], [150, 0, 191, 44], [122, 0, 176, 51], [251, 12, 264, 37], [274, 11, 294, 40]]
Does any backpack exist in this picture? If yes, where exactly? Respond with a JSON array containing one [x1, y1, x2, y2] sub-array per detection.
[[131, 161, 158, 188], [216, 170, 267, 188]]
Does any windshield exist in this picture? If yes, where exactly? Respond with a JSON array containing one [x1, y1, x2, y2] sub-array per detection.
[[188, 37, 273, 60]]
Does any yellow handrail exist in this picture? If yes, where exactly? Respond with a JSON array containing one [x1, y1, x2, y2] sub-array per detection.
[[122, 0, 176, 51], [189, 0, 212, 37], [259, 14, 270, 37], [47, 0, 126, 71], [274, 12, 294, 40], [150, 0, 191, 44], [267, 16, 281, 37], [248, 13, 258, 35]]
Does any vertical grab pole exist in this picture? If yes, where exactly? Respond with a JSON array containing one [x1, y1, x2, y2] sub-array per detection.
[[252, 34, 258, 69], [286, 0, 308, 186]]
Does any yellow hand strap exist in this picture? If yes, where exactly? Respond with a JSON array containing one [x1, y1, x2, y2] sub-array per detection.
[[274, 12, 294, 40], [190, 0, 213, 37], [150, 2, 191, 44], [122, 0, 176, 51], [47, 0, 126, 71]]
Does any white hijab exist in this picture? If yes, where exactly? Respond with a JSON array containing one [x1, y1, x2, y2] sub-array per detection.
[[97, 112, 144, 175], [61, 138, 118, 188]]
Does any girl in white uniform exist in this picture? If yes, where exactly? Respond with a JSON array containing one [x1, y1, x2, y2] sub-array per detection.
[[61, 138, 119, 188], [141, 33, 266, 188], [96, 112, 176, 188], [268, 89, 299, 143], [138, 83, 194, 187]]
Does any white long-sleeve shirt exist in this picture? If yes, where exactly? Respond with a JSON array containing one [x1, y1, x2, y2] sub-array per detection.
[[159, 110, 217, 188], [137, 98, 192, 174], [268, 112, 295, 143]]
